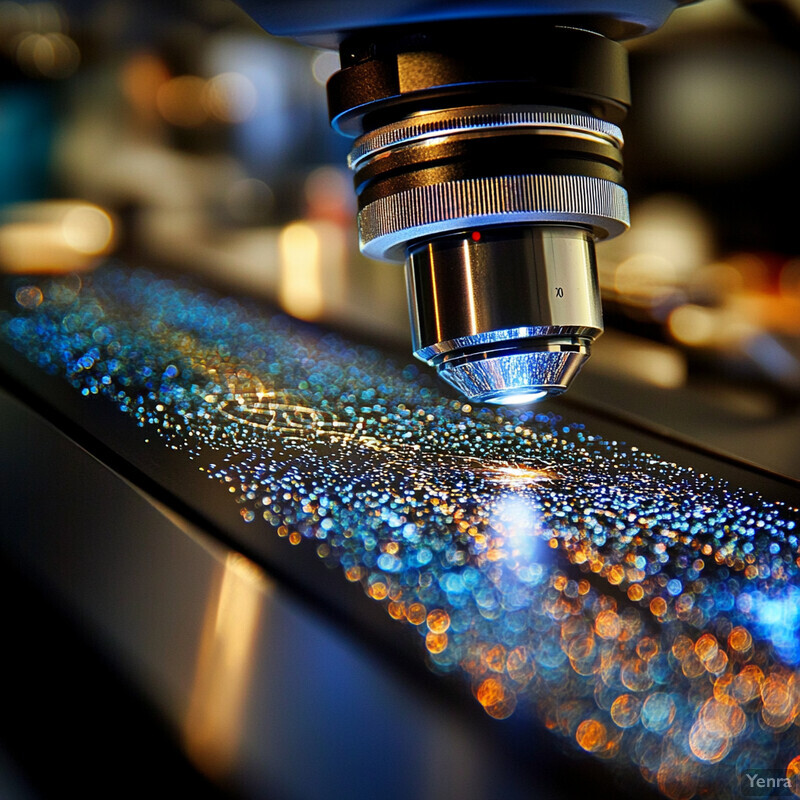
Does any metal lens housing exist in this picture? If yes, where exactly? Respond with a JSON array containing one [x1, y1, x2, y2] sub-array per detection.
[[332, 24, 631, 403], [406, 226, 602, 403]]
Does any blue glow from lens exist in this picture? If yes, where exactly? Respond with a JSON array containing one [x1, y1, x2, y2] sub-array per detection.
[[489, 390, 547, 405]]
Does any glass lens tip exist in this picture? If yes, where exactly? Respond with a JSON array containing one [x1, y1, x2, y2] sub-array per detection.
[[488, 390, 548, 405]]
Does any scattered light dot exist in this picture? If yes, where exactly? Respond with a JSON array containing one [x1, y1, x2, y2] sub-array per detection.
[[156, 75, 208, 127], [15, 285, 43, 308], [595, 610, 621, 639], [576, 719, 608, 752], [425, 631, 448, 653], [476, 677, 505, 707], [426, 608, 450, 634], [611, 694, 642, 728], [641, 692, 676, 733], [786, 756, 800, 798], [728, 626, 752, 652], [311, 49, 339, 86], [203, 72, 258, 123]]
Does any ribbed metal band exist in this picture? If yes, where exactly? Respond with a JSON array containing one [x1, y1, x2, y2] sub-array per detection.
[[359, 174, 629, 261], [348, 106, 624, 169]]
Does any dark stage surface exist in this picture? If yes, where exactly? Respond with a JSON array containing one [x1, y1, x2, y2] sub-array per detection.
[[2, 263, 800, 799]]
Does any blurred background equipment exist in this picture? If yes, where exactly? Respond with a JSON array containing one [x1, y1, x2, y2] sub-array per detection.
[[0, 0, 799, 468]]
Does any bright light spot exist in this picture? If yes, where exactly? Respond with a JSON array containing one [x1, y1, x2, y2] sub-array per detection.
[[650, 44, 800, 176], [61, 204, 114, 255], [753, 590, 800, 664], [593, 333, 686, 389], [311, 50, 339, 86], [490, 391, 547, 405], [15, 285, 43, 308], [614, 253, 677, 301], [0, 201, 116, 273], [156, 75, 208, 127], [203, 72, 258, 123], [16, 32, 79, 79], [184, 553, 268, 779], [491, 494, 541, 556], [780, 258, 800, 297], [483, 461, 554, 487], [667, 304, 717, 347], [628, 347, 686, 388], [304, 166, 353, 223], [279, 222, 324, 321], [121, 53, 170, 119], [24, 1, 63, 32]]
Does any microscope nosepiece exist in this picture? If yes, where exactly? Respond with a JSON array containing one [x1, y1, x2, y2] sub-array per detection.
[[332, 25, 631, 402]]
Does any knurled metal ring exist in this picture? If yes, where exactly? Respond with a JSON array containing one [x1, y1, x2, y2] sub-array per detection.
[[359, 174, 629, 261]]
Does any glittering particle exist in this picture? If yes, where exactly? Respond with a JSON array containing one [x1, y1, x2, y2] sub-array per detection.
[[387, 601, 405, 620], [368, 581, 388, 600], [666, 579, 682, 596], [700, 697, 745, 737], [786, 756, 800, 798], [567, 634, 596, 664], [5, 263, 800, 799], [760, 674, 797, 729], [576, 719, 608, 752], [425, 631, 448, 653], [406, 603, 427, 625], [671, 635, 693, 661], [627, 583, 644, 602], [636, 637, 659, 662], [483, 461, 556, 486], [649, 597, 667, 617], [426, 608, 450, 634], [641, 692, 676, 733], [694, 633, 718, 663], [728, 626, 753, 653], [657, 756, 698, 800], [611, 694, 642, 728], [608, 564, 625, 585], [595, 610, 621, 639], [688, 717, 732, 764], [15, 285, 43, 308], [732, 664, 764, 704], [483, 694, 517, 720], [620, 658, 653, 692], [483, 644, 507, 673], [476, 677, 505, 707], [506, 646, 535, 685]]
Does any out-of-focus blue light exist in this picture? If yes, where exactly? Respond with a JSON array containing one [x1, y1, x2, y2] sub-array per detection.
[[753, 589, 800, 664]]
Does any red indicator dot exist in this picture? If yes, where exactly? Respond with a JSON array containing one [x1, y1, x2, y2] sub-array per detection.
[[471, 231, 481, 242]]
